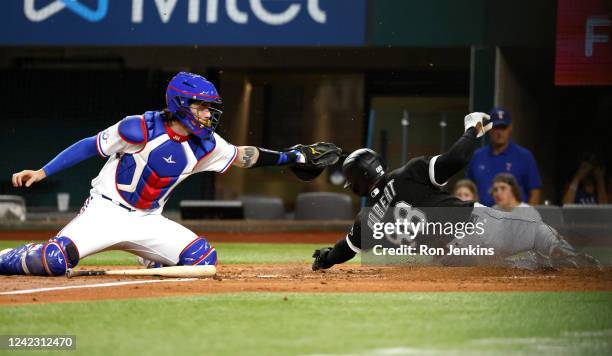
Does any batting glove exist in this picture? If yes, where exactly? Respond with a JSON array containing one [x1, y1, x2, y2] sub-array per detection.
[[312, 247, 334, 271], [464, 112, 492, 138]]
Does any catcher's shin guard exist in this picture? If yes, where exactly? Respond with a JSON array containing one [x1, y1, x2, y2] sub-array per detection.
[[179, 237, 217, 266], [0, 244, 34, 275], [0, 236, 79, 276]]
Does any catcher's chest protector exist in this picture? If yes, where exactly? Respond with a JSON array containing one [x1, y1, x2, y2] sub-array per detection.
[[115, 112, 216, 210]]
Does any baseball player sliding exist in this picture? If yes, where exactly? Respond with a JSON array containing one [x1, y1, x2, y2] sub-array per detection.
[[2, 72, 340, 276], [312, 113, 600, 271]]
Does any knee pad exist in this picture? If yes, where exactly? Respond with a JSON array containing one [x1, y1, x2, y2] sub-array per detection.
[[24, 237, 79, 276], [52, 236, 80, 268], [179, 237, 217, 266], [25, 242, 65, 276]]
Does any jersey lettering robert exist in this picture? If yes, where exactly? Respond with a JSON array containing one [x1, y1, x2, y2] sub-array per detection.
[[366, 179, 397, 230]]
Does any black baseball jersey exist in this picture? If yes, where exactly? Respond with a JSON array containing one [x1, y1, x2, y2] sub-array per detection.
[[376, 156, 473, 208], [346, 156, 474, 251]]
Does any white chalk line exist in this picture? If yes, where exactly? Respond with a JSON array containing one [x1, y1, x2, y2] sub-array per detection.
[[0, 278, 197, 296]]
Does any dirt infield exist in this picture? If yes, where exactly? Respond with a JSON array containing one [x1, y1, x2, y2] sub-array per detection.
[[1, 265, 611, 305]]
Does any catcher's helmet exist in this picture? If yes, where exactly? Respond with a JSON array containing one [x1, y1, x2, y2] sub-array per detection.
[[342, 148, 386, 196], [165, 72, 222, 140]]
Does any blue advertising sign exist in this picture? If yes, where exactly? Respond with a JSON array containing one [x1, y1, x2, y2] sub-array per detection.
[[3, 0, 366, 46]]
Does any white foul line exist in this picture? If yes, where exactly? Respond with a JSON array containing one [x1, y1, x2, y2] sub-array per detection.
[[0, 278, 197, 296]]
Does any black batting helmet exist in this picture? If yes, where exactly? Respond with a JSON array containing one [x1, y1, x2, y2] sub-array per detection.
[[342, 148, 386, 196]]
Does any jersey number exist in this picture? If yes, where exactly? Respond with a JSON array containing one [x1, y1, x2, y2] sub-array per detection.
[[385, 201, 428, 246]]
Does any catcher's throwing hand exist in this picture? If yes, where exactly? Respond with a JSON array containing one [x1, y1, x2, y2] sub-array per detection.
[[312, 247, 334, 271], [12, 169, 46, 188]]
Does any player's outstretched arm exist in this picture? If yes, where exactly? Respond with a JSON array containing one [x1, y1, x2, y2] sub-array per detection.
[[12, 136, 100, 188], [233, 143, 342, 181], [312, 238, 358, 271], [312, 218, 361, 270], [430, 112, 491, 186], [232, 146, 302, 168]]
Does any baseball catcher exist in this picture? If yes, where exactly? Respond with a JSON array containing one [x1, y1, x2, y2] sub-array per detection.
[[2, 72, 341, 276], [312, 112, 600, 271]]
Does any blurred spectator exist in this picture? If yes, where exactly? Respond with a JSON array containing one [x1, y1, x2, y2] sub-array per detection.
[[562, 155, 607, 205], [491, 173, 541, 221], [453, 179, 479, 202], [466, 107, 542, 206], [491, 173, 528, 210]]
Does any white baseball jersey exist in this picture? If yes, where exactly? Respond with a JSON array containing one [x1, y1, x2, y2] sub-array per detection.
[[90, 110, 237, 213], [55, 111, 236, 262]]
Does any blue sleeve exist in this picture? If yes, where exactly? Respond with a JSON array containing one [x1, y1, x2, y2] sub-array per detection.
[[524, 151, 542, 191], [42, 136, 100, 177]]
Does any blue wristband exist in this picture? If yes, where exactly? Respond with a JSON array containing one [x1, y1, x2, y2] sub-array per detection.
[[277, 150, 300, 165]]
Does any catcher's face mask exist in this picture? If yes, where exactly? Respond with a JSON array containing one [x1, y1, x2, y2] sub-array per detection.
[[176, 101, 222, 139], [189, 101, 221, 129]]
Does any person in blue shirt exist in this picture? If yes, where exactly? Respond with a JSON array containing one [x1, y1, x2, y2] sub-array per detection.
[[466, 107, 542, 207], [562, 155, 607, 205]]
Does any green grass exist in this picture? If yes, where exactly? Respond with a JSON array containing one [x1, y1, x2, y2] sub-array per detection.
[[1, 292, 611, 355], [0, 241, 356, 266]]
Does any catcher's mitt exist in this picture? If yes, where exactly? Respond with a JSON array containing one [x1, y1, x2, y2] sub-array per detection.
[[289, 166, 325, 181], [287, 142, 342, 181], [290, 142, 342, 167]]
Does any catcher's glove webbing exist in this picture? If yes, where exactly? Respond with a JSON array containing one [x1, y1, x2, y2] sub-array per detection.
[[288, 142, 342, 181]]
